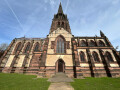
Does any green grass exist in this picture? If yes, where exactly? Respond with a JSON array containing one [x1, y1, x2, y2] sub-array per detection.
[[71, 77, 120, 90], [1, 73, 120, 90], [0, 73, 50, 90]]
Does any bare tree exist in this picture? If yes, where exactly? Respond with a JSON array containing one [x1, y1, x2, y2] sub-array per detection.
[[0, 43, 8, 52], [0, 43, 8, 58]]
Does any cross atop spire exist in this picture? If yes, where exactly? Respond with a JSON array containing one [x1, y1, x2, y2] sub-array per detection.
[[58, 2, 63, 14]]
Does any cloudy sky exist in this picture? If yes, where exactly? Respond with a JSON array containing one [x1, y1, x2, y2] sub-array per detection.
[[0, 0, 120, 50]]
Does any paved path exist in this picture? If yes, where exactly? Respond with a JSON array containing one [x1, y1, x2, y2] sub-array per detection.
[[48, 82, 74, 90], [48, 73, 74, 90]]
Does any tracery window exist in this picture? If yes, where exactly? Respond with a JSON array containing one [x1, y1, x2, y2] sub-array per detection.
[[80, 51, 86, 62], [61, 22, 64, 28], [56, 36, 65, 53], [15, 42, 21, 53], [106, 52, 114, 62], [89, 40, 96, 46], [57, 22, 60, 27], [99, 40, 105, 46], [93, 51, 100, 62], [80, 40, 87, 46], [24, 42, 30, 53], [34, 42, 39, 52]]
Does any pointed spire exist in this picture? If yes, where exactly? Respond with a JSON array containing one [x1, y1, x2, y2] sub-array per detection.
[[58, 2, 63, 14], [100, 30, 105, 37]]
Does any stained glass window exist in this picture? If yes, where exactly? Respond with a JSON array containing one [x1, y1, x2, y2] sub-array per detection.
[[93, 51, 100, 62], [24, 43, 30, 53], [99, 40, 105, 46], [106, 52, 114, 62], [89, 40, 96, 46], [15, 42, 21, 53], [81, 40, 87, 46], [80, 51, 86, 62], [34, 43, 39, 52], [56, 36, 65, 53]]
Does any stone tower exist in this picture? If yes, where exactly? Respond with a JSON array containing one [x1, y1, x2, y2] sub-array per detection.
[[50, 3, 71, 34]]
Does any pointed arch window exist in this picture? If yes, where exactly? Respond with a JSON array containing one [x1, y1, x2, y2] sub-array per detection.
[[34, 43, 39, 52], [99, 40, 105, 46], [15, 42, 22, 53], [24, 42, 30, 53], [61, 22, 64, 28], [56, 36, 65, 53], [106, 52, 114, 62], [89, 40, 96, 46], [80, 51, 86, 62], [93, 51, 100, 62], [80, 40, 87, 46], [57, 22, 60, 27]]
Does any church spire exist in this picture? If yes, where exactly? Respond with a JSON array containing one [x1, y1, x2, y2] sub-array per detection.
[[58, 2, 63, 14], [49, 2, 71, 34]]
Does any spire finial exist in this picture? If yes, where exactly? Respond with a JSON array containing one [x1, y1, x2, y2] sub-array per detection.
[[58, 2, 63, 14], [100, 30, 105, 37]]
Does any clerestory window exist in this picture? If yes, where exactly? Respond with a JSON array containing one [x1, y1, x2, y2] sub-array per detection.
[[34, 42, 39, 52], [80, 40, 87, 46], [15, 42, 21, 53], [24, 42, 30, 53], [99, 40, 105, 46]]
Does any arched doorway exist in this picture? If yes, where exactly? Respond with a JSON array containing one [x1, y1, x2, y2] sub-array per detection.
[[56, 59, 65, 73]]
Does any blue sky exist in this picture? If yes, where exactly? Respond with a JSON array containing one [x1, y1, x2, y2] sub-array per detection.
[[0, 0, 120, 50]]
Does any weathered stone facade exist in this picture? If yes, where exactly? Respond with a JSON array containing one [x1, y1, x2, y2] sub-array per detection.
[[0, 3, 120, 78]]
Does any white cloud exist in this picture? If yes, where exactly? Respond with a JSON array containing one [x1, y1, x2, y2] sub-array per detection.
[[18, 6, 42, 37], [65, 0, 69, 13], [44, 0, 56, 8]]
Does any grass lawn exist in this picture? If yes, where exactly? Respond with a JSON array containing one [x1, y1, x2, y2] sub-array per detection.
[[71, 77, 120, 90], [0, 73, 50, 90]]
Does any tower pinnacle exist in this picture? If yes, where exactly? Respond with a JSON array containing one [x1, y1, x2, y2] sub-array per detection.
[[58, 2, 63, 14], [50, 2, 71, 34], [100, 30, 105, 37]]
